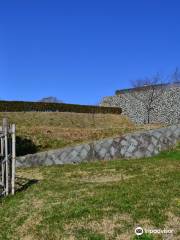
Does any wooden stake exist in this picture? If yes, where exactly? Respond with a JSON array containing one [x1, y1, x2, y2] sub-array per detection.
[[3, 118, 9, 196], [11, 124, 16, 195], [1, 138, 4, 186]]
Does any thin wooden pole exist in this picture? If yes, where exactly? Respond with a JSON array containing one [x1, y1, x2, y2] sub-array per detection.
[[11, 124, 16, 195], [1, 137, 5, 186], [3, 118, 9, 196]]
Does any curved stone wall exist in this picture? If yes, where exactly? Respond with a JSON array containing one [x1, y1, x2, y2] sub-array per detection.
[[17, 124, 180, 168]]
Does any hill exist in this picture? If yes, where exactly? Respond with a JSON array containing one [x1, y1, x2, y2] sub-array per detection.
[[38, 96, 63, 103], [0, 112, 162, 156]]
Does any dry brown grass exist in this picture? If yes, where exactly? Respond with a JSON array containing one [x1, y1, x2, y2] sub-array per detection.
[[16, 198, 44, 240], [0, 112, 164, 154], [65, 213, 133, 240], [17, 168, 44, 181]]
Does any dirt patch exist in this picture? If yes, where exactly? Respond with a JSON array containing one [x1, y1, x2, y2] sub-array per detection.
[[65, 170, 90, 178], [16, 198, 44, 240], [22, 236, 34, 240], [65, 214, 133, 239], [115, 233, 132, 240], [79, 174, 135, 183], [17, 168, 44, 181], [163, 212, 180, 240]]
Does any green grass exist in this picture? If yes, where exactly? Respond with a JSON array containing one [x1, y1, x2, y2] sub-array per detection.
[[0, 148, 179, 240]]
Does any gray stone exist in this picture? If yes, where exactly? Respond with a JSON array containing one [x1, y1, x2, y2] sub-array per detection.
[[147, 144, 155, 153], [120, 139, 127, 146], [98, 148, 107, 158], [120, 147, 127, 156], [110, 146, 115, 157], [127, 143, 136, 153], [151, 136, 158, 146], [69, 150, 78, 158], [80, 149, 88, 158], [134, 151, 145, 158]]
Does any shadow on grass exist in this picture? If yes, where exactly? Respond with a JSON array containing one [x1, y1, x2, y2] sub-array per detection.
[[16, 136, 38, 156], [15, 177, 39, 193]]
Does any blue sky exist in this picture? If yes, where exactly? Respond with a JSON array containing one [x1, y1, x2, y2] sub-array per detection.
[[0, 0, 180, 104]]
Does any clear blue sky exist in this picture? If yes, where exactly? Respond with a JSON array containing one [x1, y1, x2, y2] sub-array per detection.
[[0, 0, 180, 104]]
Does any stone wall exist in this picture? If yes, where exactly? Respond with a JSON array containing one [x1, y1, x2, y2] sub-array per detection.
[[100, 84, 180, 124], [17, 124, 180, 168]]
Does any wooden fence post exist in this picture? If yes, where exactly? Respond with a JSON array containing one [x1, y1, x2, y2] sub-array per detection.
[[3, 118, 9, 195], [11, 124, 16, 195], [1, 137, 5, 188]]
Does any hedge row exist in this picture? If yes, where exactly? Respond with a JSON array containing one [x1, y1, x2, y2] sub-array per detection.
[[0, 101, 122, 114]]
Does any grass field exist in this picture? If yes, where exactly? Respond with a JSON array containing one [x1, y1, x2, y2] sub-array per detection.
[[0, 112, 163, 155], [0, 146, 179, 240]]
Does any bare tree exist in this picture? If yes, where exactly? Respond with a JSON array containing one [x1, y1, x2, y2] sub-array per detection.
[[131, 73, 166, 124], [171, 67, 180, 84]]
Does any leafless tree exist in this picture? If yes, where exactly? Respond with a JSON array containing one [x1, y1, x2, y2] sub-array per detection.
[[171, 67, 180, 84], [131, 73, 166, 124]]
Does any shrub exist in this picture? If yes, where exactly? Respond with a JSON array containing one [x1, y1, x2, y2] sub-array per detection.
[[0, 101, 122, 114]]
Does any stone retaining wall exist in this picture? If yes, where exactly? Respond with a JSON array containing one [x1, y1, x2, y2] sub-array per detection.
[[17, 124, 180, 168], [100, 85, 180, 124]]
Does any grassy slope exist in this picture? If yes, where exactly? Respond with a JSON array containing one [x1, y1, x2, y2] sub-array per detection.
[[0, 112, 163, 154], [0, 147, 179, 240]]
